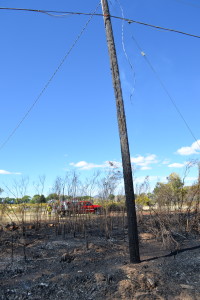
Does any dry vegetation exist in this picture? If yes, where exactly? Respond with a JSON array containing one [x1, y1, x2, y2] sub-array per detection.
[[0, 167, 200, 299], [0, 200, 199, 300]]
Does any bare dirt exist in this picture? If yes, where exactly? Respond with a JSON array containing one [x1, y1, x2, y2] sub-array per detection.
[[0, 217, 200, 300]]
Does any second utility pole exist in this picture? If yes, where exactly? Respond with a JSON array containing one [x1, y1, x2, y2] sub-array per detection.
[[101, 0, 140, 263]]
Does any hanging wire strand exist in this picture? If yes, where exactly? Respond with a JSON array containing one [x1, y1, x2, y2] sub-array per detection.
[[42, 12, 71, 18], [0, 2, 101, 151], [131, 34, 200, 147], [116, 0, 136, 103], [0, 7, 200, 39]]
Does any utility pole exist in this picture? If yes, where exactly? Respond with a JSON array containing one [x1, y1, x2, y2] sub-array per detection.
[[197, 162, 200, 213], [101, 0, 140, 263]]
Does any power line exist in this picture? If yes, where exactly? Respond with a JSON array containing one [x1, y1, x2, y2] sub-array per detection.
[[113, 0, 200, 147], [117, 0, 136, 103], [0, 2, 101, 151], [0, 7, 200, 39], [130, 34, 200, 147]]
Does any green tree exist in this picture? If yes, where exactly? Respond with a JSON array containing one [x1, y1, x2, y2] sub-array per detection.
[[46, 193, 59, 201], [136, 193, 151, 206], [1, 197, 15, 204], [167, 173, 183, 190], [21, 195, 31, 203], [79, 195, 91, 201], [167, 173, 184, 207], [153, 173, 185, 208], [39, 195, 46, 203], [31, 194, 46, 203], [108, 194, 115, 201], [31, 194, 41, 204], [153, 182, 173, 207]]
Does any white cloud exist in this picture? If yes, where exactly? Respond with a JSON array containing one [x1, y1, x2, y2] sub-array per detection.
[[72, 161, 88, 168], [134, 176, 158, 184], [162, 159, 170, 165], [177, 140, 200, 156], [105, 161, 122, 168], [70, 161, 105, 170], [70, 155, 159, 171], [0, 170, 21, 175], [140, 166, 152, 170], [70, 160, 122, 170], [185, 176, 197, 182], [131, 154, 158, 170], [168, 163, 185, 168]]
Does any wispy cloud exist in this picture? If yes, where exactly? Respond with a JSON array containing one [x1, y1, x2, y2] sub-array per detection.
[[70, 160, 122, 170], [70, 161, 105, 170], [134, 175, 159, 184], [168, 162, 186, 168], [0, 170, 21, 175], [131, 154, 158, 170], [134, 175, 168, 191], [162, 159, 170, 165], [177, 140, 200, 156], [185, 176, 197, 182], [70, 155, 159, 171]]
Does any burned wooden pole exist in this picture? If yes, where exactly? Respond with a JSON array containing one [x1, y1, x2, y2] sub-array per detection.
[[101, 0, 140, 263]]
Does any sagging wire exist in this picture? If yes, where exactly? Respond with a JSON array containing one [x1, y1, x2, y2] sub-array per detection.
[[130, 34, 200, 148], [0, 7, 200, 39], [42, 12, 71, 18], [116, 0, 136, 104], [0, 2, 101, 151]]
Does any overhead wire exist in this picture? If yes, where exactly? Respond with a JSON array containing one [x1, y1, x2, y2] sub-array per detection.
[[116, 0, 136, 103], [0, 2, 101, 151], [113, 0, 200, 147], [41, 12, 71, 18], [0, 7, 200, 39], [130, 34, 200, 147], [0, 4, 200, 150]]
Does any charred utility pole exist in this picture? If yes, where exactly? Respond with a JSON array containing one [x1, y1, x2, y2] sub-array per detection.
[[101, 0, 140, 263]]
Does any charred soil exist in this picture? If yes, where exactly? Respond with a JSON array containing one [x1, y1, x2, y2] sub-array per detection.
[[0, 216, 200, 300]]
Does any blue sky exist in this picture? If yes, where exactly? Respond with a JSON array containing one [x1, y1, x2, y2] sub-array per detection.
[[0, 0, 200, 197]]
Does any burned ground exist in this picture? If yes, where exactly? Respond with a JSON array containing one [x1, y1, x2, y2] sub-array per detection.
[[0, 214, 199, 300]]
